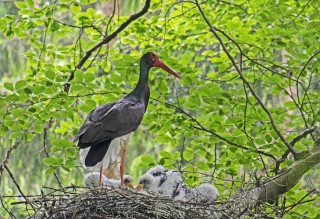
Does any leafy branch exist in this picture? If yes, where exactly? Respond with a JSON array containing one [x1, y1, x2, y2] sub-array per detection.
[[64, 0, 151, 92], [273, 127, 316, 174], [160, 100, 277, 161], [194, 0, 297, 157]]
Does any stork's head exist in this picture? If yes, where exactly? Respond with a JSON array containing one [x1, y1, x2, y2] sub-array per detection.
[[142, 52, 182, 79]]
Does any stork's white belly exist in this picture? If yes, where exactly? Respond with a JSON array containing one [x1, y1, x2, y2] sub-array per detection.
[[79, 132, 132, 171]]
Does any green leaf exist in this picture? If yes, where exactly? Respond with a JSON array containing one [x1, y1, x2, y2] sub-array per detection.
[[140, 155, 156, 166], [45, 70, 55, 80], [51, 21, 60, 32], [65, 159, 75, 169], [51, 139, 73, 148], [3, 117, 14, 126], [83, 73, 95, 82], [159, 151, 172, 159], [0, 19, 6, 31], [42, 157, 63, 166], [172, 151, 180, 160], [45, 167, 56, 176], [109, 74, 123, 84], [24, 87, 32, 94], [79, 99, 96, 112], [71, 84, 84, 92], [15, 2, 27, 9], [50, 146, 61, 153], [294, 143, 307, 151], [15, 80, 27, 90], [33, 85, 45, 94], [71, 4, 81, 14], [25, 132, 34, 142], [265, 134, 272, 143], [0, 108, 5, 117], [4, 82, 14, 91], [25, 0, 34, 7], [72, 69, 83, 83], [183, 151, 194, 161], [196, 161, 210, 171], [11, 108, 23, 117], [5, 28, 14, 38], [9, 131, 21, 139]]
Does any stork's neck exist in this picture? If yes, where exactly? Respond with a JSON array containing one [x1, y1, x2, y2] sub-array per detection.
[[128, 58, 151, 109]]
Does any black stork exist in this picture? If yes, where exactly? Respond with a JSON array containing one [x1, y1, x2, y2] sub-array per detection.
[[74, 52, 181, 187]]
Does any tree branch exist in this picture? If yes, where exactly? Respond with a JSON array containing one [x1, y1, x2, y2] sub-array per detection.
[[257, 136, 320, 203], [195, 0, 296, 157], [3, 165, 36, 209], [0, 141, 21, 189], [227, 132, 319, 211], [160, 100, 277, 161], [43, 118, 63, 188], [274, 127, 316, 174], [64, 0, 151, 92]]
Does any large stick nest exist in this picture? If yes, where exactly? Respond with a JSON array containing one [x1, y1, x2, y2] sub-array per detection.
[[20, 186, 268, 219]]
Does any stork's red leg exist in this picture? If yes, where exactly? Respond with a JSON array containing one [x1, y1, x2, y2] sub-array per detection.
[[120, 147, 127, 188], [99, 165, 103, 187]]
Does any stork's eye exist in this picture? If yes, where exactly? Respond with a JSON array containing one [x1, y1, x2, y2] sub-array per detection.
[[151, 53, 157, 61]]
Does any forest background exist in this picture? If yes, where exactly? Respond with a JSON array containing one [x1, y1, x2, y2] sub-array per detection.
[[0, 0, 319, 218]]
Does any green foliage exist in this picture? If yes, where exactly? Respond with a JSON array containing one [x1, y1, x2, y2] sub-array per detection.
[[1, 0, 320, 217]]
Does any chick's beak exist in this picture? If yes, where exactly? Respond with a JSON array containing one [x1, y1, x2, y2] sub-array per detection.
[[136, 183, 144, 191], [126, 182, 135, 189]]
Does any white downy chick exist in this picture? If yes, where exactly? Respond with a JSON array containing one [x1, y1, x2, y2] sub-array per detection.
[[107, 175, 134, 188], [138, 173, 159, 193], [146, 165, 166, 176], [84, 172, 133, 189], [158, 170, 184, 199], [188, 183, 219, 203], [84, 172, 108, 188]]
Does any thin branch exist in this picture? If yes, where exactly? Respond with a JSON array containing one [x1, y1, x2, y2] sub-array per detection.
[[3, 165, 36, 210], [298, 51, 320, 79], [73, 26, 84, 69], [64, 0, 151, 92], [290, 127, 315, 146], [273, 127, 315, 174], [42, 118, 63, 188], [0, 199, 16, 219], [195, 0, 296, 157], [0, 141, 21, 189], [104, 0, 117, 37], [285, 189, 316, 212], [160, 100, 277, 161], [296, 50, 320, 105], [293, 0, 312, 22]]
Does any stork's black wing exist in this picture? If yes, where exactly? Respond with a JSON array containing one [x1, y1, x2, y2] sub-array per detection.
[[74, 98, 145, 148]]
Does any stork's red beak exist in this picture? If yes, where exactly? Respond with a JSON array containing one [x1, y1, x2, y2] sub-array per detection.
[[154, 59, 182, 79]]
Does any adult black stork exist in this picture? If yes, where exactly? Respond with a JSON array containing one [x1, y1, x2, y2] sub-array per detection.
[[74, 52, 181, 186]]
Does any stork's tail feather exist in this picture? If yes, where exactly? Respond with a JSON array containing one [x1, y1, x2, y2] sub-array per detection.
[[84, 140, 111, 167]]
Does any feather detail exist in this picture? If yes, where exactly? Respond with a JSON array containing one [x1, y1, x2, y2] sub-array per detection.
[[79, 133, 132, 171]]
